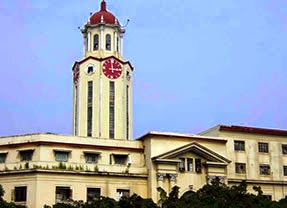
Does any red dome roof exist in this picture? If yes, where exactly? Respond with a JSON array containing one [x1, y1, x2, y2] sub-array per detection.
[[90, 1, 119, 25]]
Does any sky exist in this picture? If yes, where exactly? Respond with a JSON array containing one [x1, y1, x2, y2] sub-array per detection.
[[0, 0, 286, 139]]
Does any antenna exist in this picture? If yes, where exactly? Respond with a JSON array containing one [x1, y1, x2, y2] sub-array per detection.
[[122, 19, 130, 28]]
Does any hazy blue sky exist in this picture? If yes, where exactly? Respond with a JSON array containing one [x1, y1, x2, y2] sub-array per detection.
[[0, 0, 286, 138]]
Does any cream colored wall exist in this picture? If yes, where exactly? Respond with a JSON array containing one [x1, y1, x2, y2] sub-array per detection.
[[0, 134, 145, 173], [84, 26, 123, 60], [143, 135, 228, 201], [219, 131, 287, 181], [75, 60, 132, 139], [0, 134, 147, 207], [173, 152, 210, 193], [1, 174, 37, 208], [201, 129, 287, 200], [0, 172, 147, 208], [73, 24, 133, 140]]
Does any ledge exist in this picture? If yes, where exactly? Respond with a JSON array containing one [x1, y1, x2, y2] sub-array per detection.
[[0, 169, 148, 178]]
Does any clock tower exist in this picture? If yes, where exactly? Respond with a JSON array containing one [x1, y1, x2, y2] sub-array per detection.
[[72, 0, 133, 140]]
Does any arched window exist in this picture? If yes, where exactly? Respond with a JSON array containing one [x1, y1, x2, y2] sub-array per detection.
[[106, 34, 111, 51], [116, 37, 119, 52], [93, 34, 99, 51]]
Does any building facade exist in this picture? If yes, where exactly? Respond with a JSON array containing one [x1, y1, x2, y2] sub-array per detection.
[[0, 1, 287, 207]]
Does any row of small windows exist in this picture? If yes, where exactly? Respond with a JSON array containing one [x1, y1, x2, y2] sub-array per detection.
[[0, 150, 131, 166], [12, 186, 129, 203], [235, 162, 287, 176], [234, 140, 287, 154], [93, 34, 119, 52], [179, 158, 202, 173]]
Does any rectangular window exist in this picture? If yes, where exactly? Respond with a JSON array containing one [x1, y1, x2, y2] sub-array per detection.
[[258, 142, 269, 153], [106, 34, 111, 51], [116, 189, 130, 200], [116, 37, 119, 52], [87, 81, 93, 137], [56, 187, 71, 203], [187, 158, 193, 172], [74, 86, 79, 136], [20, 150, 33, 161], [282, 144, 287, 154], [179, 158, 185, 172], [262, 195, 272, 200], [235, 163, 246, 174], [234, 140, 245, 151], [126, 85, 129, 140], [85, 153, 99, 164], [15, 186, 27, 202], [259, 164, 270, 175], [284, 166, 287, 176], [195, 158, 202, 173], [55, 151, 69, 162], [0, 153, 7, 163], [87, 188, 101, 204], [114, 154, 128, 165], [109, 82, 115, 139], [93, 34, 99, 51]]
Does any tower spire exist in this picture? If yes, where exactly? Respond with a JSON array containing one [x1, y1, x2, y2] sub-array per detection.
[[101, 0, 107, 11]]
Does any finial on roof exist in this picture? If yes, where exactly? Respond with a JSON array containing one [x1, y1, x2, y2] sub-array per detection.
[[101, 0, 107, 11]]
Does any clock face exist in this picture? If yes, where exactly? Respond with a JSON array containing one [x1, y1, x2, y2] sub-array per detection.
[[102, 58, 122, 79]]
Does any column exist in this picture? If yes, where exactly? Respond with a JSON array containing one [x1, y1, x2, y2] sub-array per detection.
[[169, 174, 177, 192], [88, 32, 91, 52], [100, 26, 104, 50], [157, 173, 166, 189]]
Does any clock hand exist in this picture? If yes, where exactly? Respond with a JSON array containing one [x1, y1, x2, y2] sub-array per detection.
[[110, 62, 114, 73]]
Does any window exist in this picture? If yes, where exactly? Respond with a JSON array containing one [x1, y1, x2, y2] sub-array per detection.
[[284, 166, 287, 176], [234, 140, 245, 151], [126, 71, 131, 81], [0, 153, 7, 163], [116, 189, 130, 200], [258, 142, 269, 153], [56, 187, 72, 203], [74, 85, 79, 136], [187, 158, 193, 172], [259, 164, 270, 175], [116, 37, 119, 52], [106, 34, 111, 51], [85, 153, 99, 164], [87, 188, 101, 203], [14, 186, 27, 202], [87, 81, 93, 137], [126, 85, 129, 140], [87, 66, 94, 74], [235, 163, 246, 174], [109, 81, 115, 139], [282, 144, 287, 154], [113, 154, 129, 165], [195, 158, 202, 173], [19, 150, 33, 161], [55, 151, 69, 162], [262, 195, 272, 200], [93, 34, 99, 51], [179, 158, 185, 172]]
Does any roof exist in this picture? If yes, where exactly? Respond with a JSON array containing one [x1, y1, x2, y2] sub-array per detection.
[[219, 125, 287, 136], [152, 142, 231, 164], [90, 0, 120, 26], [199, 124, 287, 137], [136, 131, 227, 143]]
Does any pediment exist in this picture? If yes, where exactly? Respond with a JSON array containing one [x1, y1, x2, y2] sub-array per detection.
[[152, 142, 231, 165]]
